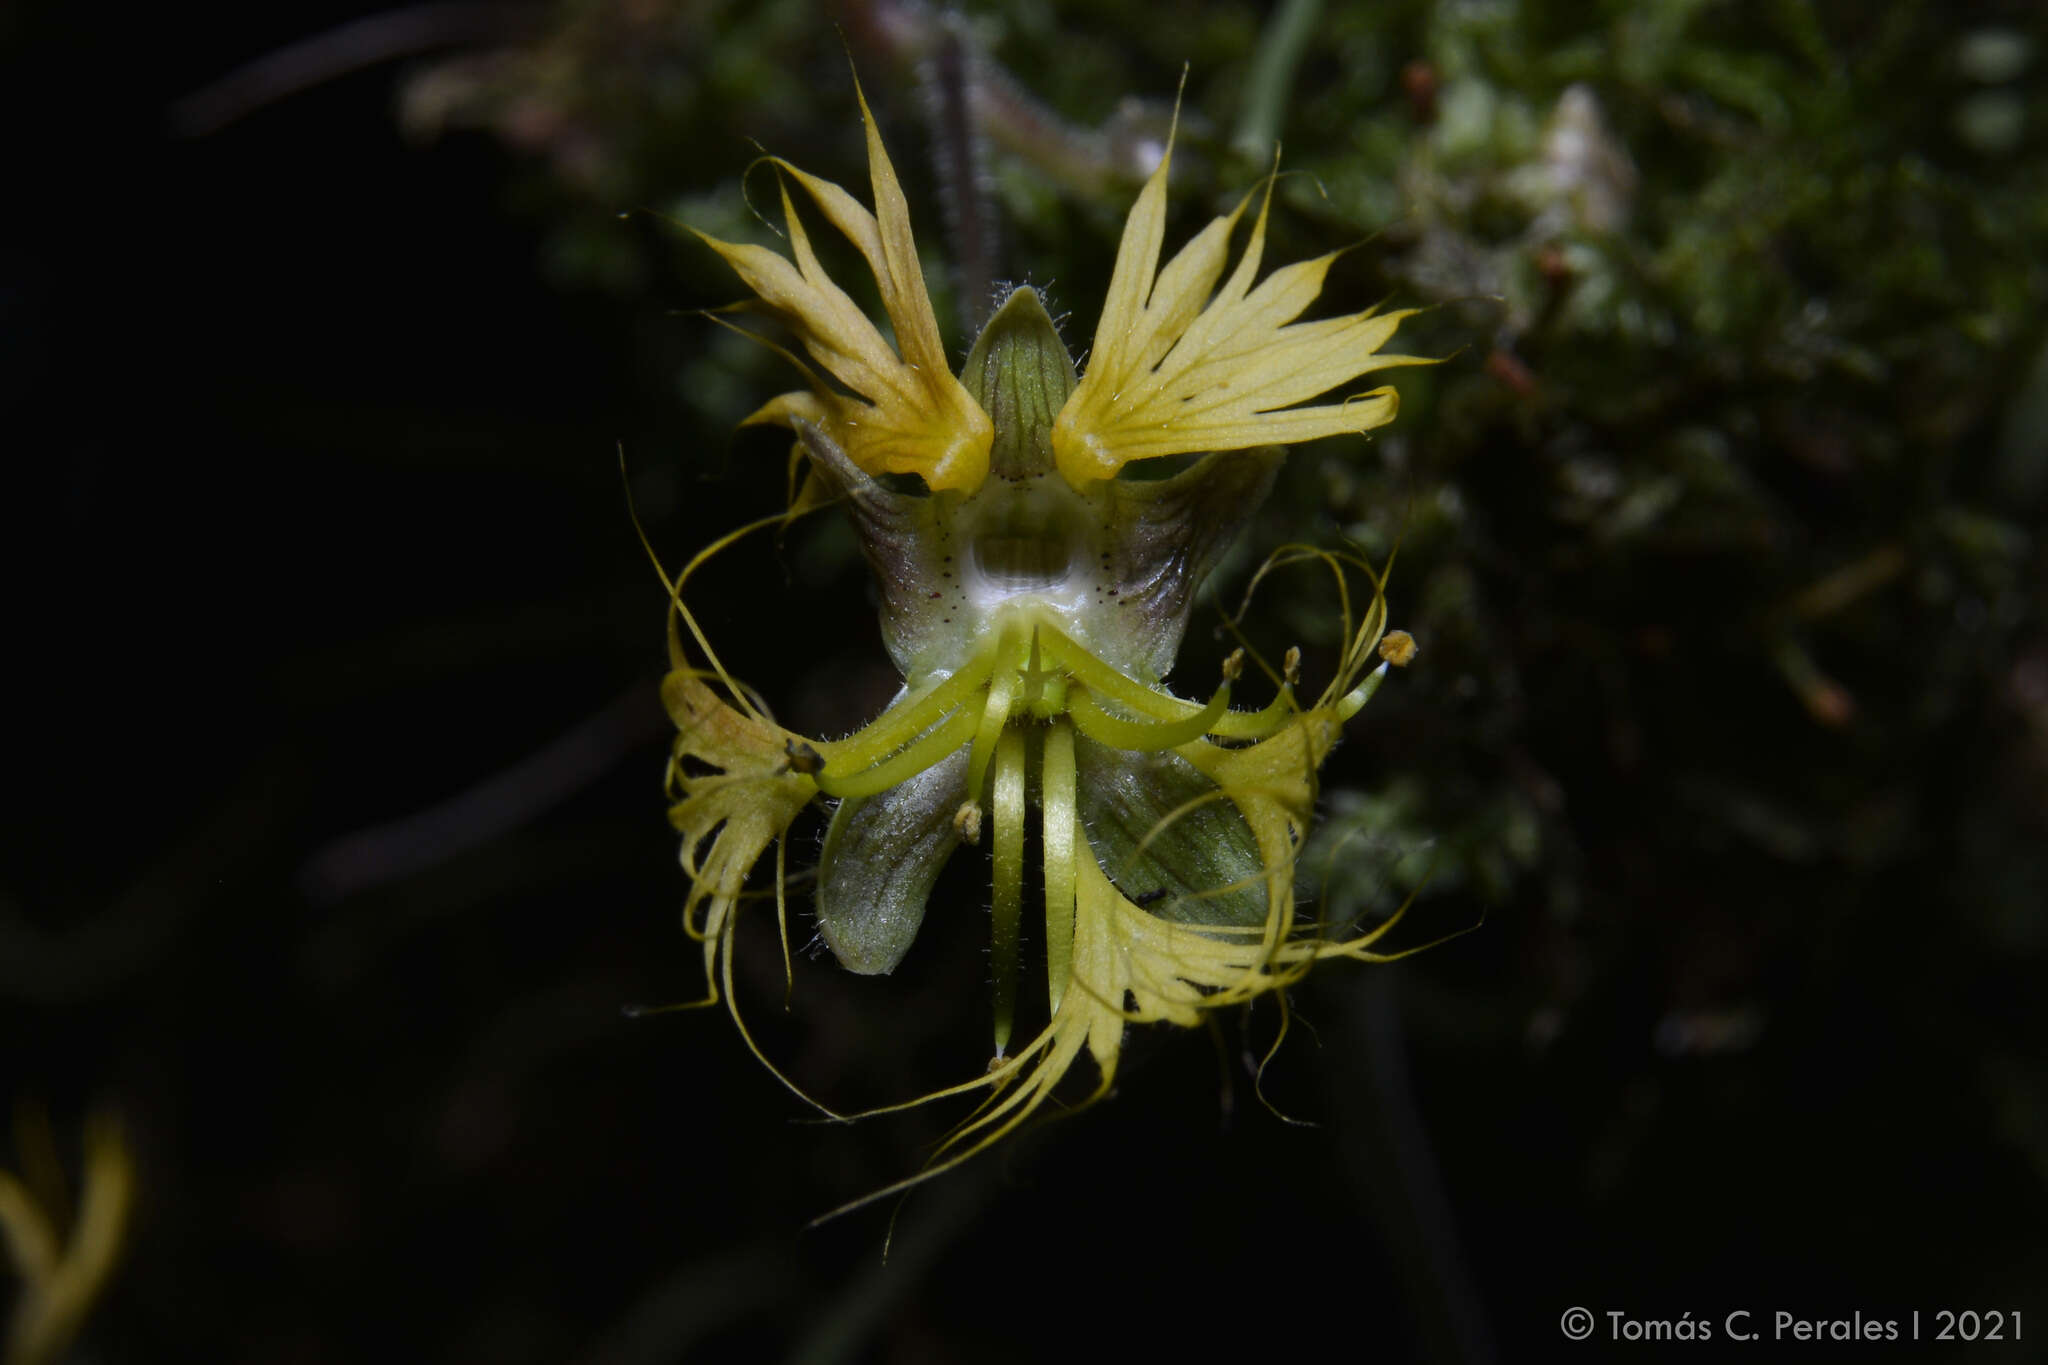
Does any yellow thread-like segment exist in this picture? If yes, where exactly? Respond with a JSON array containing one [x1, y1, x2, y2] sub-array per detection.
[[1041, 720, 1078, 1013], [1207, 686, 1298, 739], [1043, 623, 1298, 739], [775, 835, 792, 1009], [989, 727, 1027, 1057], [1337, 661, 1391, 721], [965, 626, 1027, 798], [1068, 681, 1233, 751], [821, 651, 995, 775], [1040, 626, 1195, 722], [813, 704, 978, 799]]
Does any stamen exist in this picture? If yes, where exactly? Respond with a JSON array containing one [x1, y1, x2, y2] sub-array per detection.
[[813, 703, 978, 799], [1044, 621, 1303, 741], [1041, 721, 1078, 1013], [1336, 661, 1392, 720], [1208, 662, 1300, 739], [1068, 676, 1233, 751], [1039, 624, 1203, 724], [965, 624, 1028, 798], [775, 834, 793, 1009], [989, 728, 1026, 1057], [1021, 628, 1068, 719], [820, 651, 996, 776]]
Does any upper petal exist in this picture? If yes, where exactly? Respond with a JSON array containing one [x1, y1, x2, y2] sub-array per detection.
[[696, 93, 992, 494], [1052, 151, 1432, 485]]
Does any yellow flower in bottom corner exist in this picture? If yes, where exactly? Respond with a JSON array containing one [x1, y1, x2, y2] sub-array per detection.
[[1, 1114, 134, 1365], [662, 87, 1435, 1209]]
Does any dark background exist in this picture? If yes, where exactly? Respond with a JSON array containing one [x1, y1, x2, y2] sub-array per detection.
[[6, 0, 2046, 1360]]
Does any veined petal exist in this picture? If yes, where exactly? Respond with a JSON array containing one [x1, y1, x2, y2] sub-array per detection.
[[1089, 137, 1175, 387], [1052, 144, 1431, 486], [1117, 197, 1252, 383], [1073, 734, 1267, 928], [1098, 389, 1403, 464], [855, 86, 954, 385], [693, 91, 992, 493], [740, 389, 837, 432], [816, 748, 969, 974], [1160, 241, 1338, 377], [694, 228, 905, 406]]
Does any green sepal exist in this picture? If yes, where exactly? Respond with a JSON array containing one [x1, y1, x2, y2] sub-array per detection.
[[959, 287, 1078, 481], [815, 747, 967, 973], [1089, 447, 1282, 678], [795, 419, 956, 679], [1072, 733, 1267, 929]]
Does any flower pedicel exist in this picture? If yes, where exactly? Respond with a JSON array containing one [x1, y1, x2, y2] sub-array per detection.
[[661, 85, 1434, 1210]]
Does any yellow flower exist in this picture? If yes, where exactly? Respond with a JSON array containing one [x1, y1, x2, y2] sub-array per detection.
[[665, 86, 1438, 1211], [1, 1113, 134, 1365], [1050, 137, 1430, 484], [690, 88, 992, 494]]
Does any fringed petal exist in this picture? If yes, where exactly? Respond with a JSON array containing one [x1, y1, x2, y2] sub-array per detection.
[[693, 89, 992, 492], [1052, 147, 1433, 485]]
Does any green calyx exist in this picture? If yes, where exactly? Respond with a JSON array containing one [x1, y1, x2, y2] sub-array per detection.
[[959, 287, 1078, 482]]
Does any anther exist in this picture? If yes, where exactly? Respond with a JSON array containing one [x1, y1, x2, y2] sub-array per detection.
[[1221, 648, 1245, 683], [953, 800, 985, 845], [1378, 630, 1418, 667], [1283, 646, 1302, 686], [782, 739, 825, 774]]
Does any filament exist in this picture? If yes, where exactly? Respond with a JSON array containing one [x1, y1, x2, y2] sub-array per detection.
[[1068, 679, 1233, 750], [1041, 720, 1078, 1013], [813, 703, 978, 799], [989, 727, 1027, 1057]]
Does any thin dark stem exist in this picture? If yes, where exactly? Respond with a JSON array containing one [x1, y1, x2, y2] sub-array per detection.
[[168, 2, 538, 137], [921, 15, 1000, 338]]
